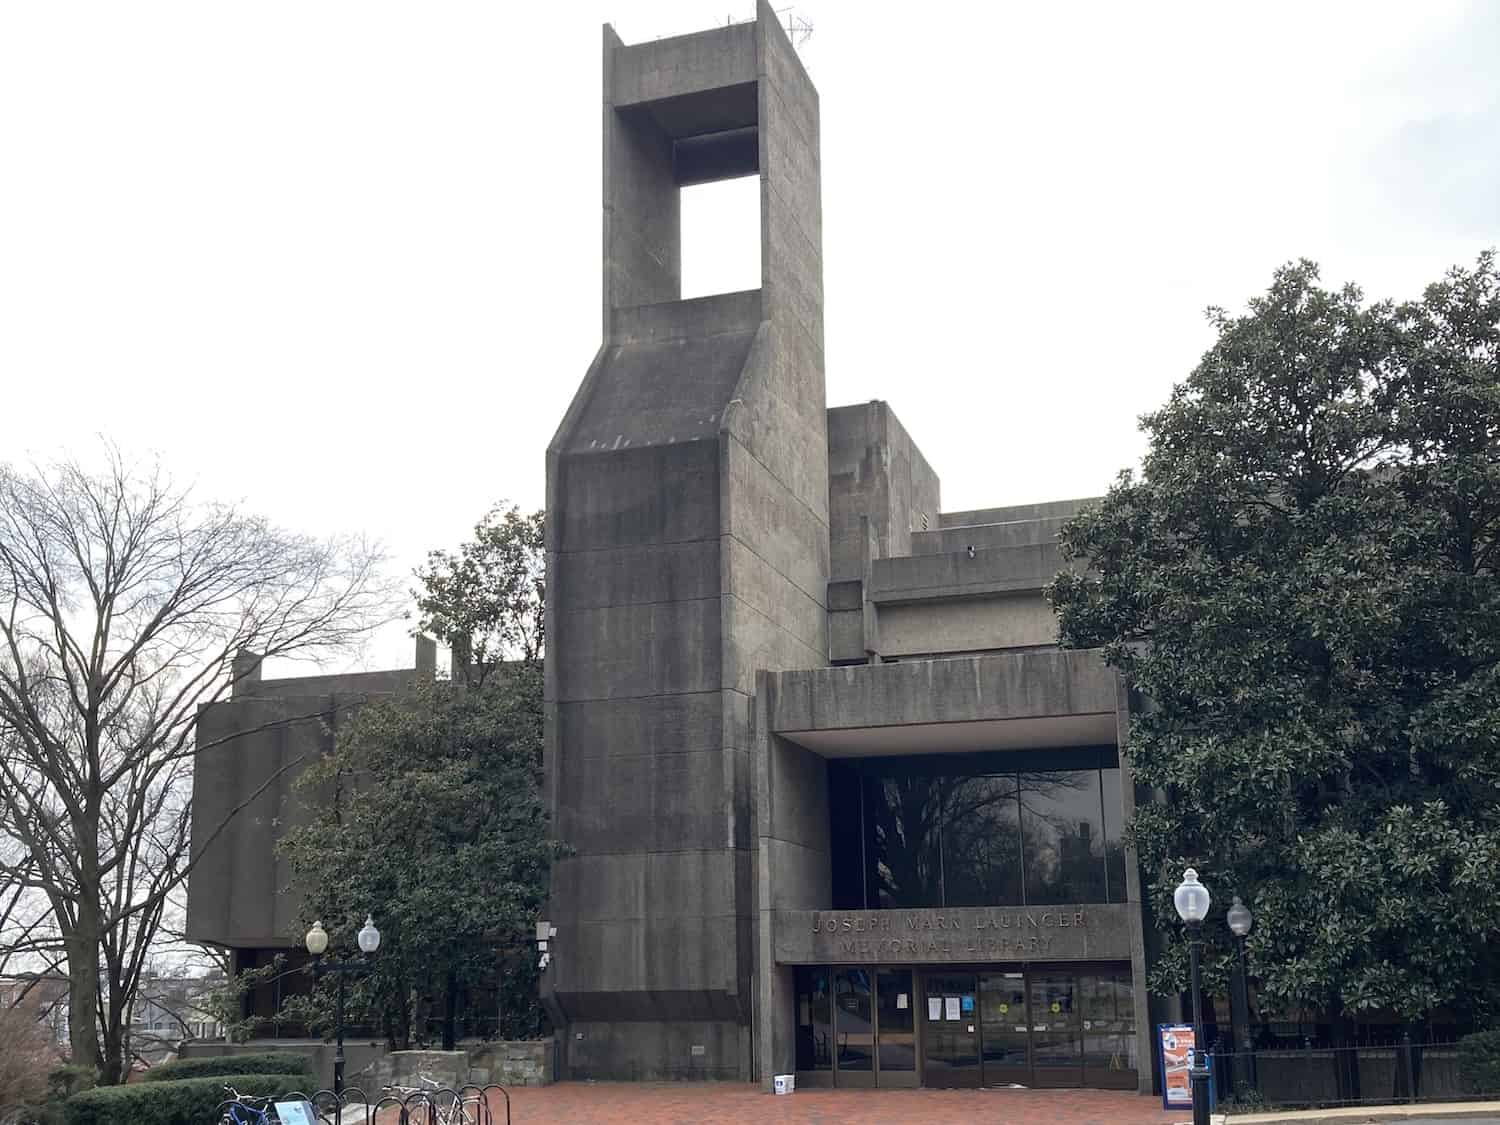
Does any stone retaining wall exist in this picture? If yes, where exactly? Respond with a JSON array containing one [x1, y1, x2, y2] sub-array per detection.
[[373, 1042, 552, 1090]]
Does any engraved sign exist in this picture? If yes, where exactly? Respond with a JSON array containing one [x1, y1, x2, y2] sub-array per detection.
[[772, 904, 1136, 964]]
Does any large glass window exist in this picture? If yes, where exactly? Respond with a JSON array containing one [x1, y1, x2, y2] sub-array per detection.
[[864, 776, 945, 908], [1020, 769, 1107, 905], [828, 750, 1124, 910], [1100, 768, 1129, 903], [941, 775, 1023, 908]]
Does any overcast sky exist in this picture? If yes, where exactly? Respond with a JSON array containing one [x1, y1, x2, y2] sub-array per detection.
[[2, 1, 1496, 673]]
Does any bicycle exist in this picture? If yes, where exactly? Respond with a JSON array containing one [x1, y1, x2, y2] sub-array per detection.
[[217, 1084, 276, 1124], [381, 1074, 480, 1125]]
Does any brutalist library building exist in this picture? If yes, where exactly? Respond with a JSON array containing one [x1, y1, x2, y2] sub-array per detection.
[[541, 3, 1170, 1093]]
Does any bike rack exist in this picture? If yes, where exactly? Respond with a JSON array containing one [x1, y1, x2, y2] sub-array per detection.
[[458, 1084, 491, 1125], [340, 1085, 374, 1125], [371, 1093, 409, 1123], [481, 1083, 511, 1125], [401, 1090, 438, 1125]]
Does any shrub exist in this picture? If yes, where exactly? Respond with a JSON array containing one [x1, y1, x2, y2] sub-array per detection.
[[0, 1008, 59, 1109], [63, 1073, 309, 1125], [44, 1067, 95, 1101], [140, 1052, 314, 1084], [1459, 1030, 1500, 1094]]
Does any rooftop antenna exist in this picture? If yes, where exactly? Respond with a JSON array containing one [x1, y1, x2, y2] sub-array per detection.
[[722, 7, 813, 51], [777, 6, 814, 49]]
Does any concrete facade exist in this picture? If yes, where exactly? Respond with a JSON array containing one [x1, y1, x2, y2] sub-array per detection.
[[544, 7, 1165, 1096], [185, 641, 434, 952], [186, 8, 1169, 1098]]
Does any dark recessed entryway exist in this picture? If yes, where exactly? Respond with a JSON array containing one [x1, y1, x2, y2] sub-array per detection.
[[795, 963, 1137, 1090]]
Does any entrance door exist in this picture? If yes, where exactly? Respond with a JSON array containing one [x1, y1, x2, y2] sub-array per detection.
[[921, 973, 981, 1088], [1028, 972, 1083, 1087], [979, 972, 1029, 1086]]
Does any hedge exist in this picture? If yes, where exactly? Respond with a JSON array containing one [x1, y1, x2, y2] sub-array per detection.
[[1459, 1030, 1500, 1094], [141, 1052, 315, 1084], [64, 1073, 311, 1125]]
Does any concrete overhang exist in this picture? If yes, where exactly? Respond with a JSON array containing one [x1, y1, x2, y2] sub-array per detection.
[[763, 650, 1119, 758]]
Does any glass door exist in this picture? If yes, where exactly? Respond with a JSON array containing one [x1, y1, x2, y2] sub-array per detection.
[[875, 968, 917, 1087], [979, 972, 1030, 1086], [1029, 972, 1083, 1087], [921, 973, 981, 1088], [833, 968, 876, 1087]]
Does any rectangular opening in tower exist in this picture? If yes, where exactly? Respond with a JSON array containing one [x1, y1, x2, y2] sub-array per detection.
[[681, 175, 761, 300]]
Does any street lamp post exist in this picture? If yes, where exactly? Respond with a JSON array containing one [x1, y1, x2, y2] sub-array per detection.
[[1226, 895, 1255, 1097], [1174, 868, 1212, 1125], [305, 915, 381, 1098]]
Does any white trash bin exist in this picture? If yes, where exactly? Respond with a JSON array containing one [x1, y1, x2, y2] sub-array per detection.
[[773, 1073, 795, 1095]]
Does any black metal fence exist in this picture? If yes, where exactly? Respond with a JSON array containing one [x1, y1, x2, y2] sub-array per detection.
[[1210, 1035, 1489, 1111]]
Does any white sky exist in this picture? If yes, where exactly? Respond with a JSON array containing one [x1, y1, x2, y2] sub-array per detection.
[[2, 1, 1496, 674]]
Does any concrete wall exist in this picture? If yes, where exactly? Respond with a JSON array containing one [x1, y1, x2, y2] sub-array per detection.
[[940, 497, 1099, 528], [827, 402, 941, 582], [186, 650, 429, 950], [877, 594, 1056, 657], [544, 3, 828, 1084]]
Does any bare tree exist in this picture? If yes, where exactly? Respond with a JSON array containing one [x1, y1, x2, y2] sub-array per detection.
[[0, 450, 394, 1082]]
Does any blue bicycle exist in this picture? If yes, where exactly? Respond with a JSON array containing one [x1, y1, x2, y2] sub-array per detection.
[[217, 1084, 276, 1124]]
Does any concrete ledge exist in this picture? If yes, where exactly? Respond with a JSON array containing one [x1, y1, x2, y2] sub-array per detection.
[[869, 543, 1071, 602], [765, 650, 1118, 733]]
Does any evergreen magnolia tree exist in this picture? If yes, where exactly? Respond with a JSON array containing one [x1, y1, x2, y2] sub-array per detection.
[[279, 504, 561, 1048], [1049, 254, 1500, 1028]]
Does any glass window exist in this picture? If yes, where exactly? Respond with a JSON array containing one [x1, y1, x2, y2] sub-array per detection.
[[1080, 971, 1138, 1074], [940, 775, 1024, 908], [864, 776, 944, 909], [834, 968, 874, 1072], [1100, 768, 1129, 903], [794, 966, 831, 1072], [831, 756, 1122, 909], [1019, 769, 1107, 905], [876, 968, 915, 1072]]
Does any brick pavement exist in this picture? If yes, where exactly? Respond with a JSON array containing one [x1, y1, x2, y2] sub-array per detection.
[[473, 1082, 1187, 1124]]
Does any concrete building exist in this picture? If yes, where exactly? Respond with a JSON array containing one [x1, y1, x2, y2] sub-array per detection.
[[541, 4, 1164, 1092], [185, 640, 439, 1030], [185, 4, 1170, 1095]]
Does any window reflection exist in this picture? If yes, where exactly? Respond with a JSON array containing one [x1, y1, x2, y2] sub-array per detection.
[[1020, 770, 1107, 905], [834, 968, 875, 1071], [836, 756, 1125, 909], [940, 775, 1022, 908], [865, 776, 944, 909], [795, 966, 832, 1071]]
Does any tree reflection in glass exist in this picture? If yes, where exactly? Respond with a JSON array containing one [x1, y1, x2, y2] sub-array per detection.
[[1019, 769, 1107, 904]]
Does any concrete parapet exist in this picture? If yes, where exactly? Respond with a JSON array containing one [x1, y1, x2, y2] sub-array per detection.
[[766, 650, 1118, 734]]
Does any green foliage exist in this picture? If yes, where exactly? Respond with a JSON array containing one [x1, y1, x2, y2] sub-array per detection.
[[413, 503, 545, 679], [1048, 253, 1500, 1021], [279, 666, 564, 1047], [1459, 1030, 1500, 1094], [63, 1073, 308, 1125], [44, 1067, 96, 1101], [140, 1052, 313, 1083]]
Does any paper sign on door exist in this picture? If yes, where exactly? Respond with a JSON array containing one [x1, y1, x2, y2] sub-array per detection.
[[945, 997, 961, 1021]]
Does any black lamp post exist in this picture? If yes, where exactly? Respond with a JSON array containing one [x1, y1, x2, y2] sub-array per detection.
[[1226, 895, 1255, 1096], [1173, 868, 1212, 1125], [305, 915, 381, 1098]]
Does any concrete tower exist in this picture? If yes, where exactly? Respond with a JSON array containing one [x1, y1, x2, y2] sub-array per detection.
[[543, 3, 827, 1081]]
